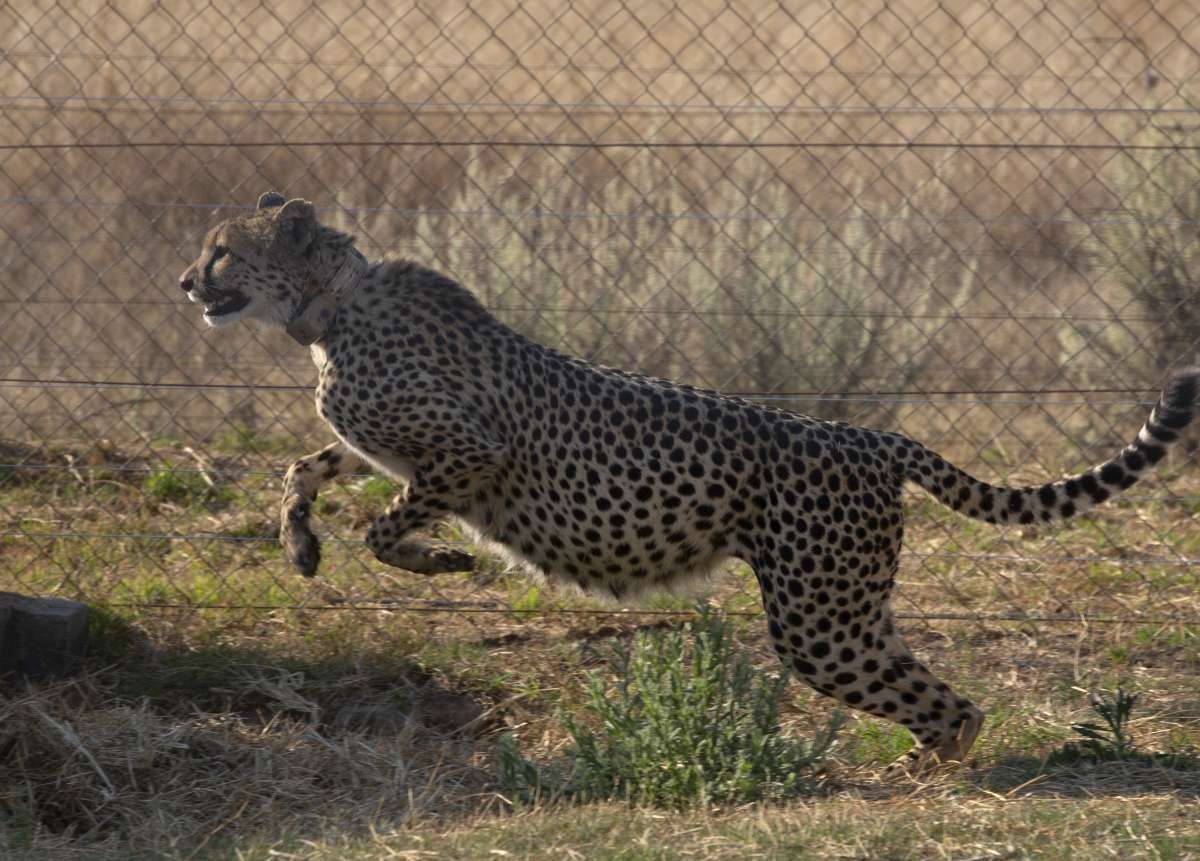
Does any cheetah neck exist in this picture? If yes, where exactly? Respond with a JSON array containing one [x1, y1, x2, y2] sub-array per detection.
[[285, 248, 368, 346]]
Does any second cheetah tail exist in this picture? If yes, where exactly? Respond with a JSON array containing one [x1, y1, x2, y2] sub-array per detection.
[[902, 367, 1200, 525]]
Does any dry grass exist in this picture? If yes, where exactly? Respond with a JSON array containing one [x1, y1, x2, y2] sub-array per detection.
[[3, 639, 1200, 860], [0, 673, 489, 858]]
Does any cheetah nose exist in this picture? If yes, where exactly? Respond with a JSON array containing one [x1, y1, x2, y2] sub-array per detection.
[[180, 275, 194, 293]]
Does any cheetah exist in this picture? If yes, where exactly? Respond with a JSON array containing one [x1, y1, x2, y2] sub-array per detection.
[[180, 191, 1199, 773]]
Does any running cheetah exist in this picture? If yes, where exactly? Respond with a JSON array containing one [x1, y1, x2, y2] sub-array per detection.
[[179, 192, 1199, 772]]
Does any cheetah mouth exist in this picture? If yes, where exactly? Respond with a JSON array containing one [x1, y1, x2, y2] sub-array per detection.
[[202, 292, 250, 318]]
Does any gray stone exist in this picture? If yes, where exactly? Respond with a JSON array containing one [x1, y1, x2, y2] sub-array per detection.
[[0, 592, 89, 679]]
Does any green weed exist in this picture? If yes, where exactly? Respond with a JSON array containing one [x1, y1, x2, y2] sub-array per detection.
[[1047, 688, 1198, 769], [499, 604, 843, 807], [841, 719, 914, 766], [1056, 688, 1140, 763], [214, 426, 297, 457]]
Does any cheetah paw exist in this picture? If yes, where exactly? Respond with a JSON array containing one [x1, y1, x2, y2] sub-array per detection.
[[423, 547, 476, 574], [281, 506, 321, 578], [372, 542, 475, 575]]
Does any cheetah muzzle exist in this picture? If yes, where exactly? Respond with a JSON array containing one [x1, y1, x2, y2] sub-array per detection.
[[180, 191, 1200, 775], [201, 290, 250, 320]]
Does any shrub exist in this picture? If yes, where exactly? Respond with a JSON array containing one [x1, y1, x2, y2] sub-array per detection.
[[1071, 104, 1200, 389], [498, 605, 842, 807], [393, 154, 974, 424]]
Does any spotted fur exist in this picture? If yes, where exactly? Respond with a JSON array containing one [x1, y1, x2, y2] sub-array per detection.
[[180, 193, 1200, 772]]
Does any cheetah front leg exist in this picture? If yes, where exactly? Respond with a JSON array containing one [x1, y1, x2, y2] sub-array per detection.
[[365, 440, 507, 575], [280, 441, 365, 577]]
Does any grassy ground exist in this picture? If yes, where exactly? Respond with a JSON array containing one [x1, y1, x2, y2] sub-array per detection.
[[2, 433, 1200, 859], [210, 797, 1200, 861]]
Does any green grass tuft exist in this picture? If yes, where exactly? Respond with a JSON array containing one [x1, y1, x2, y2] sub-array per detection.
[[143, 466, 232, 506]]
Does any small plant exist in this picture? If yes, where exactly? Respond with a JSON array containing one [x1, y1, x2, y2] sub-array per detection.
[[216, 424, 261, 452], [1062, 688, 1140, 762], [1046, 688, 1197, 769], [499, 604, 842, 807], [508, 583, 542, 618], [85, 605, 140, 663]]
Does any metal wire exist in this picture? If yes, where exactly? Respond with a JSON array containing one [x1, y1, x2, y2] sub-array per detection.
[[9, 197, 1200, 228], [5, 46, 1194, 85], [5, 139, 1200, 152], [99, 601, 1200, 626], [0, 377, 1166, 397], [0, 378, 1164, 408], [6, 93, 1200, 117], [8, 531, 1200, 568]]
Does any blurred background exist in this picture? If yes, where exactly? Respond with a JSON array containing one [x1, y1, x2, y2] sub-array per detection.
[[2, 0, 1199, 633]]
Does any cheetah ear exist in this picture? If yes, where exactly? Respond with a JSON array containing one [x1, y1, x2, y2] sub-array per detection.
[[276, 198, 316, 252], [256, 191, 286, 210]]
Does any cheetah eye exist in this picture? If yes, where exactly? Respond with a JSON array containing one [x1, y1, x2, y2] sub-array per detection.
[[211, 246, 229, 262]]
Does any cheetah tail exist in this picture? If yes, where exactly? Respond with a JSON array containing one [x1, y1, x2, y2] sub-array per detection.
[[904, 367, 1200, 525]]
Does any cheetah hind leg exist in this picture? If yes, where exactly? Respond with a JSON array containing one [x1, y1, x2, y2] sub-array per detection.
[[874, 635, 987, 776], [364, 439, 507, 576], [772, 600, 985, 777], [884, 705, 985, 777], [803, 647, 985, 777]]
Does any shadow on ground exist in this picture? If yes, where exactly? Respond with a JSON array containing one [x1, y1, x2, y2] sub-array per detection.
[[969, 754, 1200, 799], [0, 630, 501, 858]]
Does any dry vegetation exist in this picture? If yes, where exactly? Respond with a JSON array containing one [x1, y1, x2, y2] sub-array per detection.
[[3, 0, 1200, 857], [3, 0, 1198, 439]]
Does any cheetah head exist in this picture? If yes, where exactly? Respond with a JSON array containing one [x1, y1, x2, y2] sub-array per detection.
[[179, 191, 334, 330]]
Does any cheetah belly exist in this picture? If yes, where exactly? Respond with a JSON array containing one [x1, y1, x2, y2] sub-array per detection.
[[325, 424, 417, 486], [355, 449, 416, 485], [459, 465, 737, 601], [314, 379, 417, 484]]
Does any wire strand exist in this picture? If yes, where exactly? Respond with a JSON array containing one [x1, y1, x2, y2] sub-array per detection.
[[3, 139, 1199, 152], [5, 92, 1199, 117], [95, 601, 1200, 626], [0, 377, 1164, 398], [4, 47, 1194, 86], [11, 196, 1200, 229], [5, 531, 1198, 567]]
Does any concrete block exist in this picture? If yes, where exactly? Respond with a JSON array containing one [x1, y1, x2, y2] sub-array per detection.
[[0, 592, 89, 679]]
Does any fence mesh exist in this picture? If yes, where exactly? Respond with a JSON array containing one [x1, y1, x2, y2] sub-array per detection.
[[3, 0, 1200, 635]]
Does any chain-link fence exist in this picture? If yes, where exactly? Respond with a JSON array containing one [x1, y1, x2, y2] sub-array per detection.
[[3, 0, 1200, 636]]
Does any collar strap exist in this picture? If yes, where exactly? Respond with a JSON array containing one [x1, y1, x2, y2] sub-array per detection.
[[285, 249, 367, 346]]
